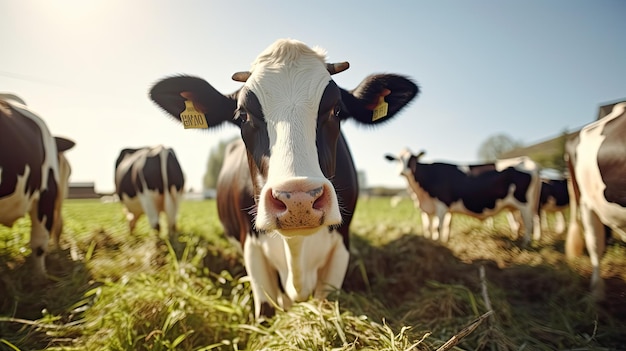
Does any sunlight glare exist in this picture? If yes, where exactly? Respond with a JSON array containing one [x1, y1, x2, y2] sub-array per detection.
[[35, 0, 110, 22]]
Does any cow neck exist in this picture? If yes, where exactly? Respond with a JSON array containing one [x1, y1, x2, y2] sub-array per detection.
[[282, 235, 307, 296]]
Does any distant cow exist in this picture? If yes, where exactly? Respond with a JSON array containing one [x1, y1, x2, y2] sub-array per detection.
[[114, 145, 185, 240], [149, 38, 418, 318], [538, 178, 569, 234], [385, 149, 541, 244], [0, 93, 75, 278], [565, 102, 626, 299]]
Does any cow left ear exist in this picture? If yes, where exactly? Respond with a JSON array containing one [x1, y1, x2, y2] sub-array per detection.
[[339, 74, 419, 125]]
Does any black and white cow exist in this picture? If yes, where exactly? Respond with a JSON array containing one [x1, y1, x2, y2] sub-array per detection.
[[565, 102, 626, 299], [149, 38, 418, 318], [0, 93, 75, 278], [114, 145, 185, 240], [538, 178, 569, 235], [385, 149, 541, 244]]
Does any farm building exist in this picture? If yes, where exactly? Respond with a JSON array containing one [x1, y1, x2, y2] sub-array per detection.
[[67, 182, 100, 199], [500, 98, 626, 172]]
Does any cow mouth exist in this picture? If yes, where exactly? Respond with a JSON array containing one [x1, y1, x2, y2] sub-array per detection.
[[277, 226, 322, 237]]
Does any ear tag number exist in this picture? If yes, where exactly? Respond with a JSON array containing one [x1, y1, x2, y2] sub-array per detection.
[[180, 100, 208, 129], [372, 96, 389, 121]]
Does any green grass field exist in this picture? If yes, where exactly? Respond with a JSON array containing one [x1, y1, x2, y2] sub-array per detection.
[[1, 197, 625, 350]]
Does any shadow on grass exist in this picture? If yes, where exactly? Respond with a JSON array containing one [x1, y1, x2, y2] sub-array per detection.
[[342, 232, 626, 350], [0, 244, 94, 349]]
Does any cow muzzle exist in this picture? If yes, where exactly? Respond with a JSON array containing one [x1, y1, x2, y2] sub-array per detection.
[[256, 178, 341, 235]]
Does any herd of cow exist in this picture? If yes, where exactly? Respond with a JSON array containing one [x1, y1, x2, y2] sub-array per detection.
[[1, 39, 624, 319]]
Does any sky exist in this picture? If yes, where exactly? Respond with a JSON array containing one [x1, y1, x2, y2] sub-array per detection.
[[1, 0, 625, 193]]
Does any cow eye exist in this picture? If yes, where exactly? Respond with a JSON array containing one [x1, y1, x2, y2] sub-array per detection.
[[235, 109, 248, 124], [333, 105, 341, 117]]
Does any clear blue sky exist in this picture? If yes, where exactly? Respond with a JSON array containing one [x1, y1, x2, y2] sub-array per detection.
[[2, 0, 624, 193]]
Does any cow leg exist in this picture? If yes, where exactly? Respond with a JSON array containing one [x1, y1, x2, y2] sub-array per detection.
[[244, 235, 280, 318], [121, 197, 143, 234], [50, 194, 65, 249], [565, 217, 584, 258], [50, 215, 63, 249], [540, 210, 549, 232], [164, 188, 180, 242], [507, 210, 521, 235], [439, 212, 452, 242], [532, 213, 542, 241], [125, 209, 140, 233], [426, 213, 440, 240], [315, 232, 350, 299], [484, 216, 495, 230], [580, 205, 606, 300], [519, 207, 535, 246], [431, 214, 441, 240], [138, 195, 161, 234], [420, 212, 432, 239], [28, 206, 49, 279], [554, 211, 566, 234]]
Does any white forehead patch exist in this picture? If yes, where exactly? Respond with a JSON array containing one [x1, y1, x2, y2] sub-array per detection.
[[245, 39, 330, 114], [243, 39, 332, 180]]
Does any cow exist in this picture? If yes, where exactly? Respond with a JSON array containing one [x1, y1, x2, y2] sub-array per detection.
[[564, 102, 626, 299], [0, 93, 75, 279], [538, 178, 569, 235], [149, 38, 419, 318], [114, 145, 185, 241], [385, 149, 541, 244]]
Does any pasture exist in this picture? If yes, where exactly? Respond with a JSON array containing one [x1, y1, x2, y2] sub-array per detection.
[[1, 197, 625, 350]]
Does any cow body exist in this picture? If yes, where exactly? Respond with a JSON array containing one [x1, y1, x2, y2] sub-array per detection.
[[565, 102, 626, 299], [150, 39, 418, 317], [385, 149, 541, 244], [0, 94, 75, 278], [114, 145, 185, 240]]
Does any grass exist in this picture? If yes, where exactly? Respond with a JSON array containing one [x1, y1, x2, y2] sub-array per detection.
[[0, 197, 625, 350]]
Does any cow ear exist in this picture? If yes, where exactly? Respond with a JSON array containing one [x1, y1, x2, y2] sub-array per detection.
[[149, 75, 238, 128], [339, 74, 419, 125], [54, 137, 75, 152]]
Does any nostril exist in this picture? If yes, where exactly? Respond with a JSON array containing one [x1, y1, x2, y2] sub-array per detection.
[[269, 189, 288, 211], [312, 186, 328, 210]]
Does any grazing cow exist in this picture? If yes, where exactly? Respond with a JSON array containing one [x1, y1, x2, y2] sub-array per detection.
[[385, 149, 541, 244], [0, 93, 75, 278], [114, 145, 185, 241], [149, 38, 418, 318], [565, 102, 626, 299], [538, 178, 569, 234]]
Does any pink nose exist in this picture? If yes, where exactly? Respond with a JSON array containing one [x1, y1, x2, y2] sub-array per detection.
[[264, 183, 333, 230]]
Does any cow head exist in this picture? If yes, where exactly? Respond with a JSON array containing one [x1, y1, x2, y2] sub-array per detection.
[[384, 148, 426, 179], [150, 39, 418, 236], [51, 136, 75, 246], [54, 137, 75, 198]]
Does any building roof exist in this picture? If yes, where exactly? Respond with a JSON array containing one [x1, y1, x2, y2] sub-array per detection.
[[500, 98, 626, 159], [69, 182, 96, 188], [596, 98, 626, 120]]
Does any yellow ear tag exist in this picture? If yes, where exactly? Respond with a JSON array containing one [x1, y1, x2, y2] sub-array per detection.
[[180, 100, 208, 129], [372, 96, 389, 121]]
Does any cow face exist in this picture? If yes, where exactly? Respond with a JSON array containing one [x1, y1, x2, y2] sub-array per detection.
[[150, 38, 419, 238], [384, 148, 425, 179], [231, 42, 346, 235]]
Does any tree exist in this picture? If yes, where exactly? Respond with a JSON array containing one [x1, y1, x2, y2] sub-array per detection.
[[203, 137, 238, 190], [477, 133, 523, 162]]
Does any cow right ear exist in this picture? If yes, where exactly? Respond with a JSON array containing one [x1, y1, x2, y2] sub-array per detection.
[[149, 75, 238, 128]]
